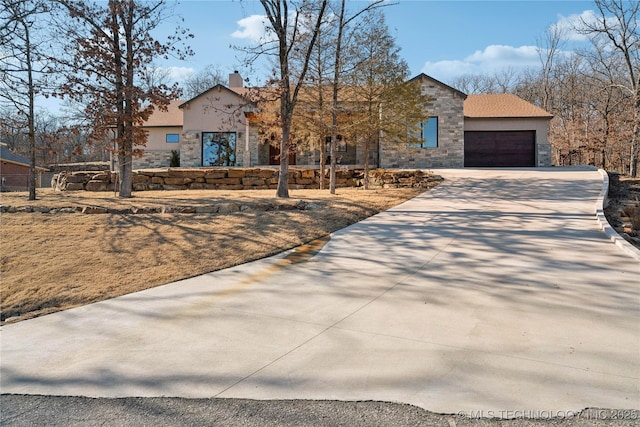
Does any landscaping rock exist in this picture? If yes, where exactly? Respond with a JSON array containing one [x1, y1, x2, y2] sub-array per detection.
[[218, 202, 240, 213], [48, 168, 441, 193], [82, 206, 108, 214], [65, 183, 85, 191], [86, 180, 108, 192], [195, 206, 218, 213]]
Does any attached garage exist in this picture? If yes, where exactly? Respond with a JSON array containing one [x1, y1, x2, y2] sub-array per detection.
[[464, 130, 535, 167], [464, 94, 553, 168]]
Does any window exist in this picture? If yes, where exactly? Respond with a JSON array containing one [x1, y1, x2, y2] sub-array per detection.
[[325, 135, 347, 152], [166, 133, 180, 143], [408, 117, 438, 148], [202, 132, 236, 166]]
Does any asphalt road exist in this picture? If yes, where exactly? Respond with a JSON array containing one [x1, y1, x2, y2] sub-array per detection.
[[2, 395, 640, 426]]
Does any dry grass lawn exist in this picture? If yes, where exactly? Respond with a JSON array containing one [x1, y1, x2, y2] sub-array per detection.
[[1, 187, 426, 323]]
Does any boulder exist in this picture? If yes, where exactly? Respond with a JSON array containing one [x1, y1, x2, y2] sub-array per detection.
[[217, 202, 240, 213], [86, 180, 108, 192], [65, 183, 85, 191], [82, 206, 108, 214]]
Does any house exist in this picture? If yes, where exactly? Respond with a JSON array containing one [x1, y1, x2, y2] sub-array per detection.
[[0, 142, 49, 191], [133, 72, 553, 170], [178, 71, 259, 168], [134, 100, 184, 168]]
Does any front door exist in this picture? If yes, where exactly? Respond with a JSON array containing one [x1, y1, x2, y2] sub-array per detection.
[[269, 143, 296, 165]]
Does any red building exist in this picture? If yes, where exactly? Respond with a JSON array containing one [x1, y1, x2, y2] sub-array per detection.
[[0, 143, 48, 191]]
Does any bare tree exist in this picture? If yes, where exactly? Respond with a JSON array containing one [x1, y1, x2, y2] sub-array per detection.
[[258, 0, 328, 198], [52, 0, 193, 197], [451, 68, 519, 95], [324, 0, 387, 194], [0, 0, 52, 200], [580, 36, 631, 169], [581, 0, 639, 176], [537, 23, 566, 112], [290, 16, 337, 189], [346, 9, 430, 189], [182, 64, 227, 99], [296, 18, 336, 190]]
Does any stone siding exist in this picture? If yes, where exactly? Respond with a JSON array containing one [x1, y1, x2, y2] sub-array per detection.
[[180, 131, 201, 167], [133, 150, 174, 169], [380, 77, 465, 169], [537, 141, 552, 167]]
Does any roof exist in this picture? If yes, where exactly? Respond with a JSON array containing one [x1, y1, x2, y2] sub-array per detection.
[[464, 94, 553, 119], [0, 143, 48, 170], [143, 100, 184, 127], [178, 84, 254, 110], [409, 73, 467, 99]]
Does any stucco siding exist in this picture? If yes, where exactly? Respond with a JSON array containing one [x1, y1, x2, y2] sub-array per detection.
[[144, 126, 182, 151], [180, 88, 249, 167], [182, 89, 247, 133]]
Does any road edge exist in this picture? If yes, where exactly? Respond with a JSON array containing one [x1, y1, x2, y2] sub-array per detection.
[[595, 169, 640, 262]]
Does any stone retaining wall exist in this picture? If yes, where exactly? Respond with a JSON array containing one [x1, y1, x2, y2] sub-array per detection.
[[51, 168, 443, 192]]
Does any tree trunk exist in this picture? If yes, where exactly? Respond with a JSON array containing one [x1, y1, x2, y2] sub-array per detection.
[[276, 95, 291, 198], [329, 134, 336, 194], [276, 137, 290, 198], [630, 91, 639, 177], [28, 131, 36, 200], [329, 0, 346, 195], [319, 136, 326, 189], [630, 122, 638, 177], [24, 18, 36, 201], [363, 139, 370, 190]]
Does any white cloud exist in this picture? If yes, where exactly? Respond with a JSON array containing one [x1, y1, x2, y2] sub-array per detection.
[[421, 60, 477, 80], [465, 45, 538, 64], [552, 10, 598, 42], [421, 44, 540, 82], [419, 11, 598, 84], [231, 14, 270, 43], [164, 66, 196, 81]]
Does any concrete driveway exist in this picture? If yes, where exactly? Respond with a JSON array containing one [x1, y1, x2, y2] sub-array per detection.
[[1, 168, 639, 416]]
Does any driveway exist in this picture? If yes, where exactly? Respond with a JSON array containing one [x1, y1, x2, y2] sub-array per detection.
[[1, 168, 639, 416]]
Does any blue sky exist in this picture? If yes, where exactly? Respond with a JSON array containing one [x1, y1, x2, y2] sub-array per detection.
[[163, 0, 597, 86]]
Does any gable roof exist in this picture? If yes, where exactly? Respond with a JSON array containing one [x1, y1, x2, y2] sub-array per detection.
[[178, 84, 252, 110], [409, 73, 467, 99], [464, 94, 553, 119], [143, 100, 184, 127], [0, 143, 48, 170]]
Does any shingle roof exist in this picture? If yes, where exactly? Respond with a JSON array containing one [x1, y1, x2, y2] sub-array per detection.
[[143, 100, 184, 127], [464, 94, 553, 119], [0, 143, 48, 170]]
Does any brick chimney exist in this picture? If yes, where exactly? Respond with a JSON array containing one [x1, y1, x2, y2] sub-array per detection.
[[228, 71, 243, 88]]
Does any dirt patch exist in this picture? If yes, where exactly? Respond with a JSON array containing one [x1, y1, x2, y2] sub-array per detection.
[[604, 172, 640, 250], [0, 187, 427, 324]]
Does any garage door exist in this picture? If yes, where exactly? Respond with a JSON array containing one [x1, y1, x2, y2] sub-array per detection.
[[464, 131, 535, 167]]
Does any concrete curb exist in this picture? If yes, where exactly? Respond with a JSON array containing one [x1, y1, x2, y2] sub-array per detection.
[[595, 169, 640, 262]]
